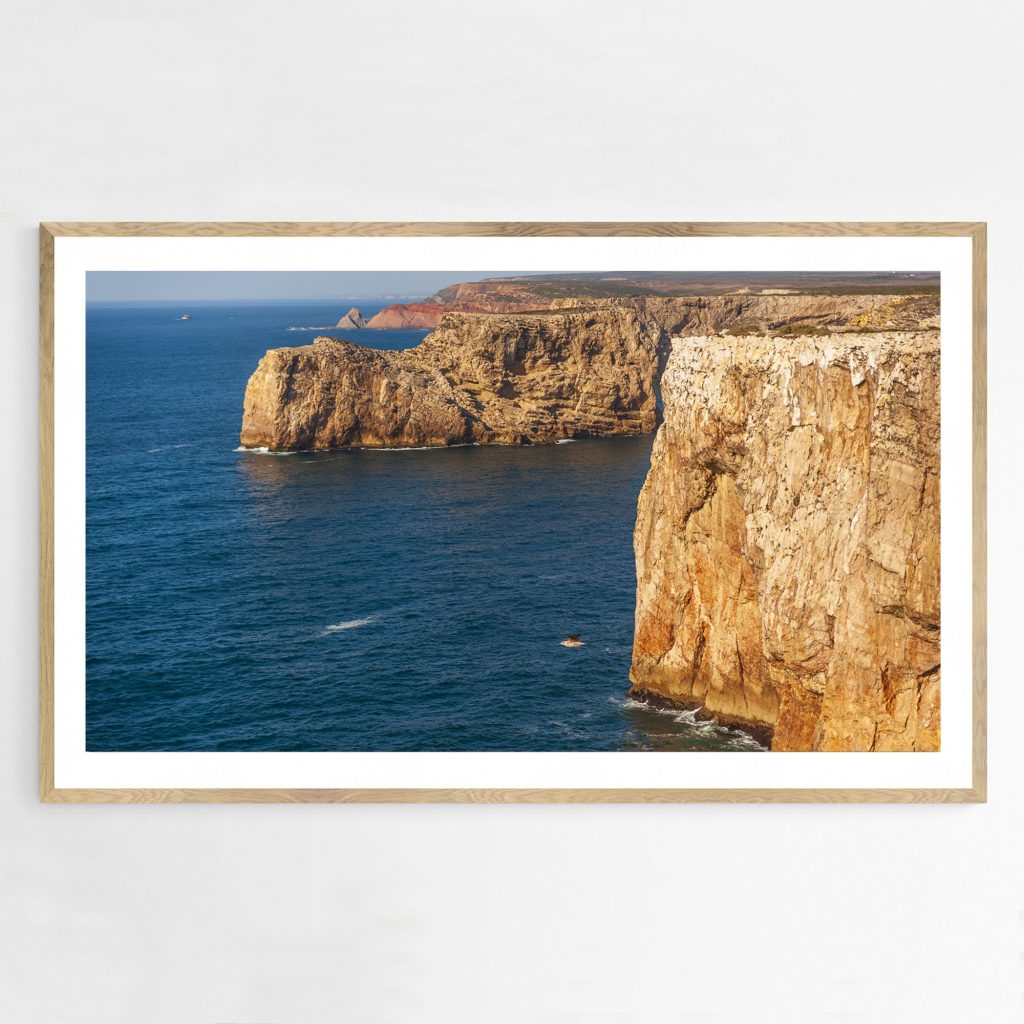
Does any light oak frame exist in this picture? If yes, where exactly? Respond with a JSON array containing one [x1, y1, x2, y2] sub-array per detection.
[[39, 221, 987, 803]]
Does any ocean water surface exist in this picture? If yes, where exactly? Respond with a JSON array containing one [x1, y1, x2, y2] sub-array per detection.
[[86, 300, 762, 752]]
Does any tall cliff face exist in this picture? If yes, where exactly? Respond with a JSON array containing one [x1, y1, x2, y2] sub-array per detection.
[[629, 330, 940, 751], [239, 339, 477, 450], [240, 307, 663, 450]]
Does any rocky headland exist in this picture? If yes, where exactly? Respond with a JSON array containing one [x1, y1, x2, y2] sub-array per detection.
[[240, 306, 664, 449]]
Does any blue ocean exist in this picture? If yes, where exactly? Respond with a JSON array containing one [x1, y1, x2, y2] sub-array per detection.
[[86, 301, 762, 752]]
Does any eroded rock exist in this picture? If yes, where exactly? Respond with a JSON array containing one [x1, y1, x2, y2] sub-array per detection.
[[240, 307, 664, 449], [629, 330, 940, 751]]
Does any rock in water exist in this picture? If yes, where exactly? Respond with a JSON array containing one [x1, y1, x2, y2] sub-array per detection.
[[629, 330, 940, 752], [335, 307, 367, 329]]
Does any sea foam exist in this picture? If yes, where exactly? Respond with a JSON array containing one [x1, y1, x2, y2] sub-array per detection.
[[147, 443, 195, 454], [321, 615, 378, 636], [615, 696, 765, 749], [234, 446, 299, 456], [366, 443, 480, 452]]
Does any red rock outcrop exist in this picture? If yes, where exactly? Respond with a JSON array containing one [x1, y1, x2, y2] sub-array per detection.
[[365, 303, 448, 329], [366, 299, 553, 329]]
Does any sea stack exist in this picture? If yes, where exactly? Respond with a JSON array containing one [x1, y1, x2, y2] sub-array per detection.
[[335, 307, 368, 329], [629, 328, 941, 752]]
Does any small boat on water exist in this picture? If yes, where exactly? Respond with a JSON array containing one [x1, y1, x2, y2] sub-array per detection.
[[560, 634, 585, 648], [180, 313, 191, 320]]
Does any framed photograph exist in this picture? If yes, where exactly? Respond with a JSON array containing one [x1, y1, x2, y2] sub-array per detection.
[[39, 221, 986, 802]]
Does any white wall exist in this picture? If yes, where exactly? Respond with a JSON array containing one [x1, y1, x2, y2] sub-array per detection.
[[1, 1, 1020, 1021]]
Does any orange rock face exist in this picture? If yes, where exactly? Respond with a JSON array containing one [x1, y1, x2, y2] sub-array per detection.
[[240, 307, 664, 450], [629, 330, 941, 751]]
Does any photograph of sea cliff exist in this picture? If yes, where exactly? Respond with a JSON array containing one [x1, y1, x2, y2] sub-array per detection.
[[86, 269, 940, 753]]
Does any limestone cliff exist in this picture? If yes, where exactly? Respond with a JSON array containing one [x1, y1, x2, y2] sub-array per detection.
[[240, 307, 663, 450], [629, 330, 940, 751], [553, 293, 939, 337], [367, 291, 938, 335]]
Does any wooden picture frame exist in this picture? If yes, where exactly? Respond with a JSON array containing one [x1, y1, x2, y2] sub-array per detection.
[[40, 221, 986, 802]]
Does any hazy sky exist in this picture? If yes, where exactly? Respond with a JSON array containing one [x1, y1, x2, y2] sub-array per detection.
[[86, 271, 518, 303]]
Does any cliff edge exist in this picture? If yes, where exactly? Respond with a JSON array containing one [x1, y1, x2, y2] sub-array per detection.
[[629, 330, 940, 751]]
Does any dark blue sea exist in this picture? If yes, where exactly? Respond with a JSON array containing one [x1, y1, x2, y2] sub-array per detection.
[[86, 300, 762, 752]]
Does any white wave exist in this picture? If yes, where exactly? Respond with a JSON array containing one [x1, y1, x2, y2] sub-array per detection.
[[617, 695, 705, 719], [555, 438, 578, 444], [367, 445, 440, 452], [233, 446, 299, 456], [235, 442, 478, 456], [614, 695, 766, 749], [672, 706, 704, 725], [286, 325, 336, 332], [366, 443, 479, 452], [148, 443, 195, 453], [320, 615, 378, 636], [615, 695, 644, 709]]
